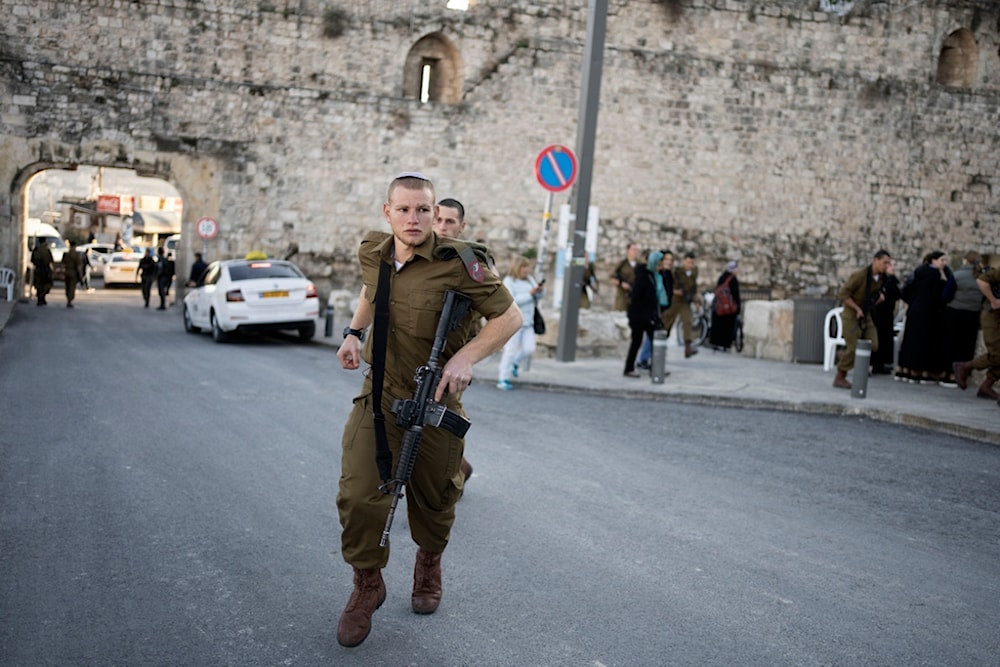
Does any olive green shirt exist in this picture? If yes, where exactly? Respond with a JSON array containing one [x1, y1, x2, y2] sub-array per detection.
[[838, 265, 883, 318], [979, 266, 1000, 311], [358, 231, 513, 402], [673, 266, 699, 303]]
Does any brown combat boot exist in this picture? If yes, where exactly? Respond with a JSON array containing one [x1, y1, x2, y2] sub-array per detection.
[[336, 567, 386, 648], [411, 548, 443, 614], [976, 371, 999, 400], [953, 361, 973, 390], [833, 369, 852, 389], [684, 342, 699, 358]]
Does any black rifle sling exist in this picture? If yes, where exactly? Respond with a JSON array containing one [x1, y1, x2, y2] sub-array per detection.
[[371, 260, 393, 483]]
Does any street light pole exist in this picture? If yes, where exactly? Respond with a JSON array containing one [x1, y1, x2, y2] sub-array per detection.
[[556, 0, 607, 362]]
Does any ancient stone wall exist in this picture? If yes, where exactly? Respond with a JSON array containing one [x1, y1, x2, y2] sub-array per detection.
[[1, 0, 997, 301]]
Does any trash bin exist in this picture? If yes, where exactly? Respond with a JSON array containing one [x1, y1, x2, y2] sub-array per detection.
[[792, 298, 836, 363]]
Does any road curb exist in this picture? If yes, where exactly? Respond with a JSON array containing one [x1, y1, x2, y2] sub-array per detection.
[[493, 378, 1000, 447]]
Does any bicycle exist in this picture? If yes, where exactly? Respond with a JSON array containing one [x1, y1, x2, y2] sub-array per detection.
[[676, 291, 743, 352]]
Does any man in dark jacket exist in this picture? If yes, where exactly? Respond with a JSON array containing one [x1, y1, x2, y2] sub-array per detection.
[[138, 248, 157, 308], [155, 247, 175, 310]]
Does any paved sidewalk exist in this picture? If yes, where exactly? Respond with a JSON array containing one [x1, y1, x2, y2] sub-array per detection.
[[4, 298, 995, 445]]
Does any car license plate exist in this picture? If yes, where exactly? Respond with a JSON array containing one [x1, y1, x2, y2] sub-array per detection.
[[261, 290, 289, 298]]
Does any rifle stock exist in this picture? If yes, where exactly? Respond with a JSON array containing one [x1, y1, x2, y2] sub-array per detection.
[[379, 290, 472, 547]]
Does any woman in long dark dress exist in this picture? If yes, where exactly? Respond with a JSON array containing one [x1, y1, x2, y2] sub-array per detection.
[[896, 251, 956, 383], [709, 261, 741, 351], [624, 250, 667, 377]]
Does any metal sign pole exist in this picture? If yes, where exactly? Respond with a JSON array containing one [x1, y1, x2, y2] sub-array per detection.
[[534, 191, 554, 280], [556, 0, 607, 362]]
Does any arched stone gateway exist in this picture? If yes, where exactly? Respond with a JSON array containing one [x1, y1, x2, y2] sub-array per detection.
[[1, 139, 224, 298], [1, 1, 998, 305]]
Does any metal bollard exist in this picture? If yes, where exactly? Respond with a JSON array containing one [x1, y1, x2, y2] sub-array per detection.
[[851, 339, 871, 399], [324, 307, 334, 338], [651, 329, 668, 384]]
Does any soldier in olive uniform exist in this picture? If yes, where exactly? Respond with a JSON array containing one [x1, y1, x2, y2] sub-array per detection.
[[433, 197, 479, 483], [30, 240, 54, 306], [661, 251, 701, 358], [334, 173, 521, 648], [954, 265, 1000, 405], [62, 240, 82, 308], [834, 249, 892, 389], [609, 243, 639, 311]]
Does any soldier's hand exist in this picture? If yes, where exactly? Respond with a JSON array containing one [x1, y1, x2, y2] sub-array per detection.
[[437, 355, 473, 402], [337, 336, 362, 370]]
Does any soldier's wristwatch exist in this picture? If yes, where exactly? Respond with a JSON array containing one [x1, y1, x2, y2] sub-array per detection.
[[342, 326, 365, 341]]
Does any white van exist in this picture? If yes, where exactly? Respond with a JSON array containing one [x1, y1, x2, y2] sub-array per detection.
[[26, 218, 68, 281], [164, 233, 181, 261]]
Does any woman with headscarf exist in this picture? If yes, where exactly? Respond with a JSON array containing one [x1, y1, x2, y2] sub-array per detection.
[[624, 250, 669, 377], [895, 250, 956, 383], [709, 260, 742, 351]]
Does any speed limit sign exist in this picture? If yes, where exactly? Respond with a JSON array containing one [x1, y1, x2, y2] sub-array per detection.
[[196, 216, 219, 240]]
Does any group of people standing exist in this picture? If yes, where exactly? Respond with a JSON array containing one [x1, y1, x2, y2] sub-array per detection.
[[611, 243, 742, 377], [834, 248, 1000, 408]]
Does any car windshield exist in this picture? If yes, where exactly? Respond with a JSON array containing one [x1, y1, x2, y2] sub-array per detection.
[[227, 262, 303, 281]]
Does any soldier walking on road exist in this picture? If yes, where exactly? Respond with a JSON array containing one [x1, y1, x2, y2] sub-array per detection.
[[138, 248, 157, 308], [62, 240, 82, 308], [333, 173, 520, 648], [834, 249, 892, 389], [30, 239, 53, 306], [433, 197, 476, 483], [155, 247, 174, 310]]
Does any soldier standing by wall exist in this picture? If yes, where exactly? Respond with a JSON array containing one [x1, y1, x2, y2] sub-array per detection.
[[661, 251, 701, 358], [953, 264, 1000, 404], [334, 173, 520, 648], [834, 249, 892, 389], [609, 242, 639, 311]]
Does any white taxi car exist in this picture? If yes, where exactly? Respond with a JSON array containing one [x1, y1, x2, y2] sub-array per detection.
[[183, 258, 319, 342], [102, 251, 144, 286]]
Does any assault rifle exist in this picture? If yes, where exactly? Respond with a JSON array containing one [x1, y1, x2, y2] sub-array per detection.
[[379, 290, 473, 547]]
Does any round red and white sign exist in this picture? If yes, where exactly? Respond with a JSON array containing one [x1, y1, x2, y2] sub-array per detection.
[[196, 217, 219, 240]]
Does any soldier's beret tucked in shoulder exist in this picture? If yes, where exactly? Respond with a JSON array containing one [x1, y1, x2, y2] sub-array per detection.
[[433, 237, 497, 282]]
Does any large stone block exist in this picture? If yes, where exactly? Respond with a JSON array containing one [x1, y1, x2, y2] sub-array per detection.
[[742, 300, 793, 362]]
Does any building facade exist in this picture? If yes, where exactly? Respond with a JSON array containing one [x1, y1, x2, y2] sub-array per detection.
[[1, 0, 997, 299]]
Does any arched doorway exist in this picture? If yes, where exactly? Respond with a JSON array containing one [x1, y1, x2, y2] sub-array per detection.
[[16, 164, 181, 300], [936, 28, 977, 87], [403, 33, 463, 104]]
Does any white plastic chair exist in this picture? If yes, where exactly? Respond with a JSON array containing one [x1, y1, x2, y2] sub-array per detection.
[[0, 267, 15, 302], [823, 306, 845, 372]]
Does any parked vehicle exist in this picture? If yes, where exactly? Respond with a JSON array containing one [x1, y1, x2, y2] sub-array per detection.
[[163, 234, 180, 261], [78, 243, 115, 277], [26, 219, 67, 281], [102, 251, 143, 286], [183, 258, 319, 342]]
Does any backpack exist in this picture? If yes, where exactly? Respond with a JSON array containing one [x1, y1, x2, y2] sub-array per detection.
[[714, 276, 738, 316]]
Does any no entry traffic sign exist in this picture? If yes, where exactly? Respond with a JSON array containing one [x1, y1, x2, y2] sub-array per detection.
[[196, 216, 219, 240], [535, 145, 577, 193]]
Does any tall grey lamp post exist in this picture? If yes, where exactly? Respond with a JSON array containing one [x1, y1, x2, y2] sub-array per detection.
[[556, 0, 607, 362]]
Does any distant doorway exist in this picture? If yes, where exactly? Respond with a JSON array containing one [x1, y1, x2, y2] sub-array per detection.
[[936, 29, 977, 87]]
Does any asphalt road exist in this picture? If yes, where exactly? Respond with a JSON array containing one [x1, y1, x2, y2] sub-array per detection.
[[1, 287, 999, 666]]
